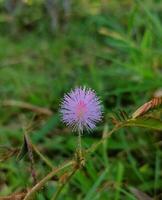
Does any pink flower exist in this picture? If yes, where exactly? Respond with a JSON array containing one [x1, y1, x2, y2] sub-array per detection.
[[60, 86, 102, 132]]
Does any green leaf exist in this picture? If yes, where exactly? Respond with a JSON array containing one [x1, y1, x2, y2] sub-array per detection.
[[115, 162, 124, 200], [124, 117, 162, 131], [84, 168, 109, 200]]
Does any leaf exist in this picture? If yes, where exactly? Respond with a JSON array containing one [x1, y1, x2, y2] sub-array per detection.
[[17, 133, 37, 183], [132, 97, 162, 119], [84, 168, 109, 200], [115, 162, 124, 200], [17, 134, 29, 161], [128, 98, 162, 131], [124, 117, 162, 131]]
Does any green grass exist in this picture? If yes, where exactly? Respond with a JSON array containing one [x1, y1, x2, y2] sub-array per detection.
[[0, 0, 162, 199]]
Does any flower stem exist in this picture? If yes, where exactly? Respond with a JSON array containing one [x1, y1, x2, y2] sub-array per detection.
[[78, 130, 82, 158], [23, 124, 124, 200]]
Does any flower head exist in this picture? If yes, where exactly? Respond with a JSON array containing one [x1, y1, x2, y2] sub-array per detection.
[[60, 86, 102, 132]]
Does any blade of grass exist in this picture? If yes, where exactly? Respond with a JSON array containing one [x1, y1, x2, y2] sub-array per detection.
[[154, 150, 161, 196], [84, 168, 109, 200], [114, 162, 124, 200]]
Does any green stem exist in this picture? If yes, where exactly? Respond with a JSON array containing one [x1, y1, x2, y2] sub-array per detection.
[[24, 161, 75, 200], [32, 143, 53, 169], [78, 130, 82, 152], [86, 124, 123, 155]]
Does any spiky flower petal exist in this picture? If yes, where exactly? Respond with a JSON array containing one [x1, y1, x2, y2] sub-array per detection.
[[60, 87, 102, 132]]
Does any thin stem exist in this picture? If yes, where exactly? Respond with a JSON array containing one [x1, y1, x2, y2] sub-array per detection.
[[51, 166, 78, 200], [23, 123, 125, 200], [78, 130, 82, 152], [86, 124, 123, 155], [24, 160, 75, 200], [31, 143, 53, 169]]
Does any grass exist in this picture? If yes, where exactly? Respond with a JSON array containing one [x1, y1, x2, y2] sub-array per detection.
[[0, 0, 162, 199]]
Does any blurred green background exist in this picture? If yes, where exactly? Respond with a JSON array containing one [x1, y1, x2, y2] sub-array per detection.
[[0, 0, 162, 199]]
